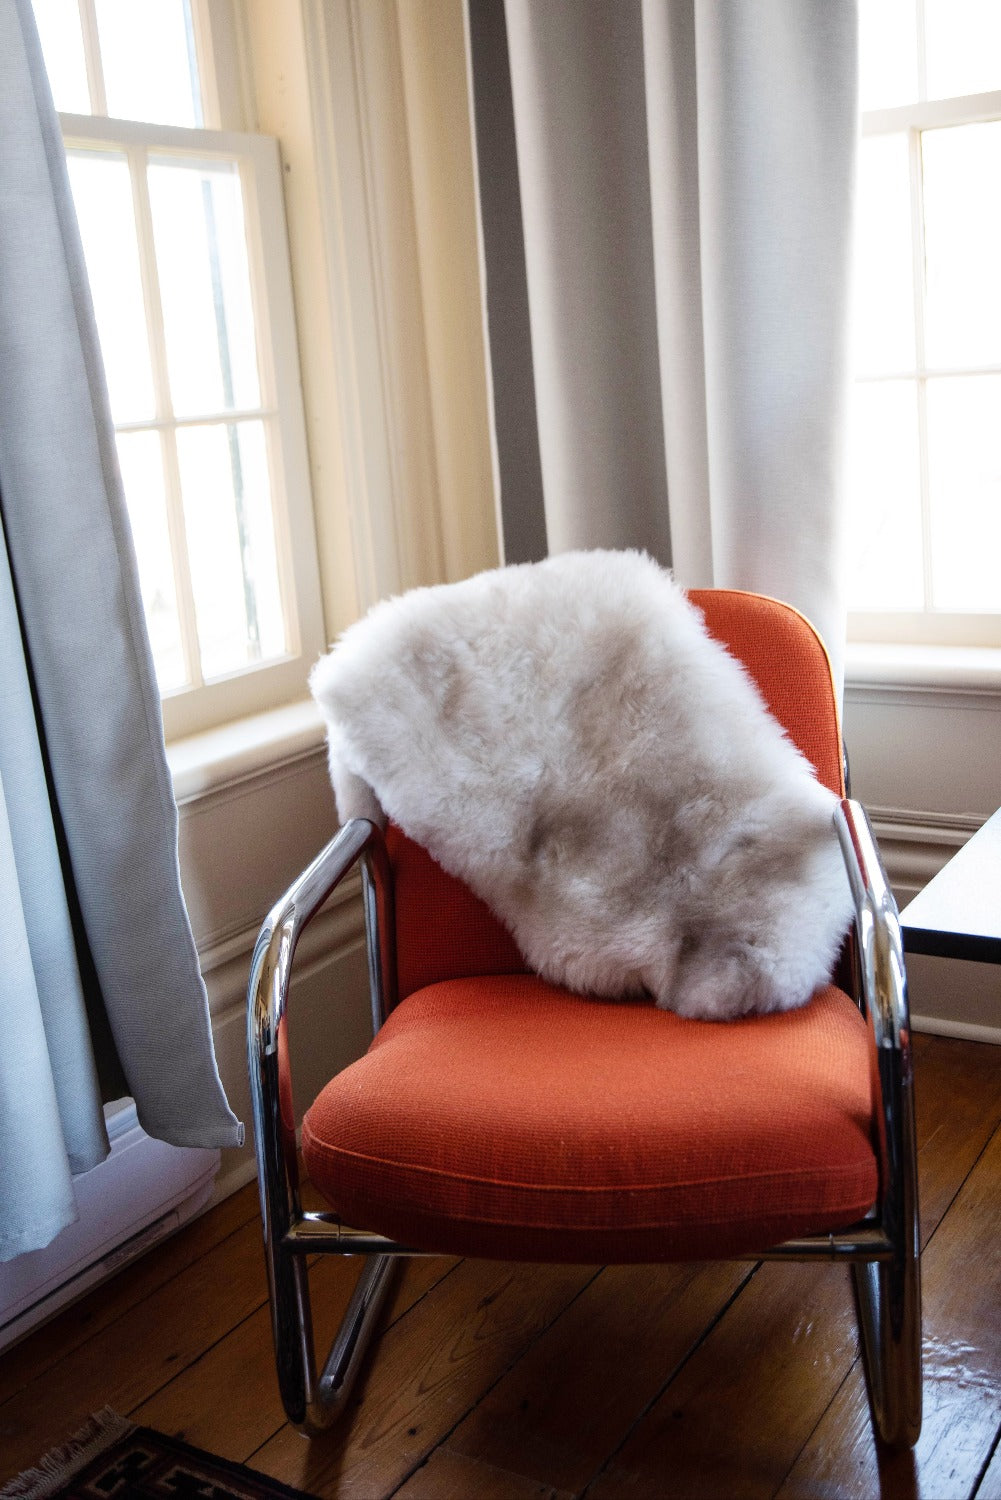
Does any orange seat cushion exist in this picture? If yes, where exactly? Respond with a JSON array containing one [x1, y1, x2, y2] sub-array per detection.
[[302, 975, 877, 1263]]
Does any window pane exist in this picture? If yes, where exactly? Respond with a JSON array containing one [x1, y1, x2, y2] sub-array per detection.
[[32, 0, 91, 113], [927, 375, 1001, 611], [924, 0, 1001, 101], [176, 422, 286, 680], [147, 159, 261, 418], [95, 0, 200, 127], [922, 122, 1001, 369], [66, 150, 155, 424], [846, 380, 924, 610], [858, 0, 919, 111], [116, 431, 188, 691], [852, 134, 915, 377]]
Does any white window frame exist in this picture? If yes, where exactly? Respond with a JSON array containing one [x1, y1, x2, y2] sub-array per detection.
[[849, 86, 1001, 650], [47, 0, 325, 740], [61, 113, 324, 739]]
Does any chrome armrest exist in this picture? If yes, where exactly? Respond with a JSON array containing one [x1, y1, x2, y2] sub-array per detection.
[[247, 817, 397, 1227], [833, 798, 918, 1253], [834, 798, 909, 1052]]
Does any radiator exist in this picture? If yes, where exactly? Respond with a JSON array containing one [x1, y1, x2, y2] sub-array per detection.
[[0, 1101, 220, 1351]]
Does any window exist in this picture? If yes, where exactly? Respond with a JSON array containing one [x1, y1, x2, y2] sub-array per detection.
[[848, 0, 1001, 647], [33, 0, 323, 736]]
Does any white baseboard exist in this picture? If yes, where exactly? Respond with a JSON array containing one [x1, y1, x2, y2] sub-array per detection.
[[912, 1014, 1001, 1046], [211, 1153, 261, 1206]]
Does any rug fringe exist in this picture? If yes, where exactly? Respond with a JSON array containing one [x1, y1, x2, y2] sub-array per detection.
[[1, 1407, 134, 1499]]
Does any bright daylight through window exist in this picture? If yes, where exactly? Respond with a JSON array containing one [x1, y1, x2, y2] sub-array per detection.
[[32, 0, 322, 737], [849, 0, 1001, 646]]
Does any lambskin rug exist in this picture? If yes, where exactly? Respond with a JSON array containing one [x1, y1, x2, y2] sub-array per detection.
[[310, 550, 853, 1020]]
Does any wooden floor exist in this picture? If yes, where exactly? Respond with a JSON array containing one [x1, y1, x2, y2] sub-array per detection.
[[2, 1031, 1000, 1499]]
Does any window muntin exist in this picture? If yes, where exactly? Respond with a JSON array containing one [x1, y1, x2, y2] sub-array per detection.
[[850, 4, 1001, 644], [33, 0, 201, 126], [859, 0, 1001, 112], [34, 2, 323, 735]]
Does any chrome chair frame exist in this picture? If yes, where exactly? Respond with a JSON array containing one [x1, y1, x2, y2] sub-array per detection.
[[247, 798, 921, 1444]]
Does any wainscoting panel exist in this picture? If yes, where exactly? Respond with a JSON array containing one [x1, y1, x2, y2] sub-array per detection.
[[207, 929, 373, 1203], [175, 734, 376, 1200], [868, 806, 1001, 1046], [846, 673, 1001, 1045]]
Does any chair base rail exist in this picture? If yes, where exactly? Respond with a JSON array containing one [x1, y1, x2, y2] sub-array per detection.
[[282, 1211, 895, 1264]]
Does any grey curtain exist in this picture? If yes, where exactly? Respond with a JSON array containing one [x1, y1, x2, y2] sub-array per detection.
[[469, 0, 858, 678], [0, 0, 241, 1264]]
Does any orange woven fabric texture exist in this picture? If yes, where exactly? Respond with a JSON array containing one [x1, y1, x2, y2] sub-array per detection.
[[302, 975, 876, 1262], [387, 823, 527, 1003], [689, 589, 844, 797]]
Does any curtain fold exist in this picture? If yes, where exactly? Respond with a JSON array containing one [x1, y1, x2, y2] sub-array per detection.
[[503, 0, 673, 563], [470, 0, 858, 678], [0, 0, 241, 1264]]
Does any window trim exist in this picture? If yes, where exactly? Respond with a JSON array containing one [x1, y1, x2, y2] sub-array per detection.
[[60, 112, 325, 739]]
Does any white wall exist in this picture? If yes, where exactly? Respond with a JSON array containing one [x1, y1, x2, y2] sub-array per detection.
[[174, 724, 374, 1201], [845, 672, 1001, 1042]]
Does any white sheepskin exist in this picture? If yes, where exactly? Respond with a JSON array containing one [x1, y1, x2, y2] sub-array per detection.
[[310, 550, 852, 1020]]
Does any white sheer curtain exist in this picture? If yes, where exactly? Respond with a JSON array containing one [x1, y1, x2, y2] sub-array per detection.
[[469, 0, 858, 678], [0, 0, 241, 1264]]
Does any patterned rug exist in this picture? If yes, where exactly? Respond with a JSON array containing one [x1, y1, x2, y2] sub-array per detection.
[[0, 1409, 316, 1499]]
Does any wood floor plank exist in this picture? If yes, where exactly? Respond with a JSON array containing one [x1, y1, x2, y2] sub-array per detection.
[[776, 1124, 1001, 1500], [249, 1258, 594, 1499], [0, 1182, 260, 1407], [381, 1257, 462, 1323], [910, 1034, 1001, 1238], [128, 1253, 362, 1460], [395, 1446, 574, 1500], [130, 1255, 459, 1461], [0, 1215, 270, 1482], [584, 1261, 859, 1500], [443, 1261, 750, 1495]]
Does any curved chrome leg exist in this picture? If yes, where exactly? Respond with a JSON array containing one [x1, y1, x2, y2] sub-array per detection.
[[852, 1245, 922, 1448], [247, 820, 401, 1431], [264, 1230, 396, 1432], [267, 1228, 316, 1429]]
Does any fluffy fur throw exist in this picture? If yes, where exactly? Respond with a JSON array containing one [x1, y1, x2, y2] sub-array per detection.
[[311, 550, 852, 1020]]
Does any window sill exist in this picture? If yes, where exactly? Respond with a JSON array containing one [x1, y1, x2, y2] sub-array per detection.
[[845, 643, 1001, 700], [166, 699, 327, 802]]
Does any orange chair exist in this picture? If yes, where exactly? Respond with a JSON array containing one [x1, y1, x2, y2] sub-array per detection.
[[247, 589, 920, 1446]]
